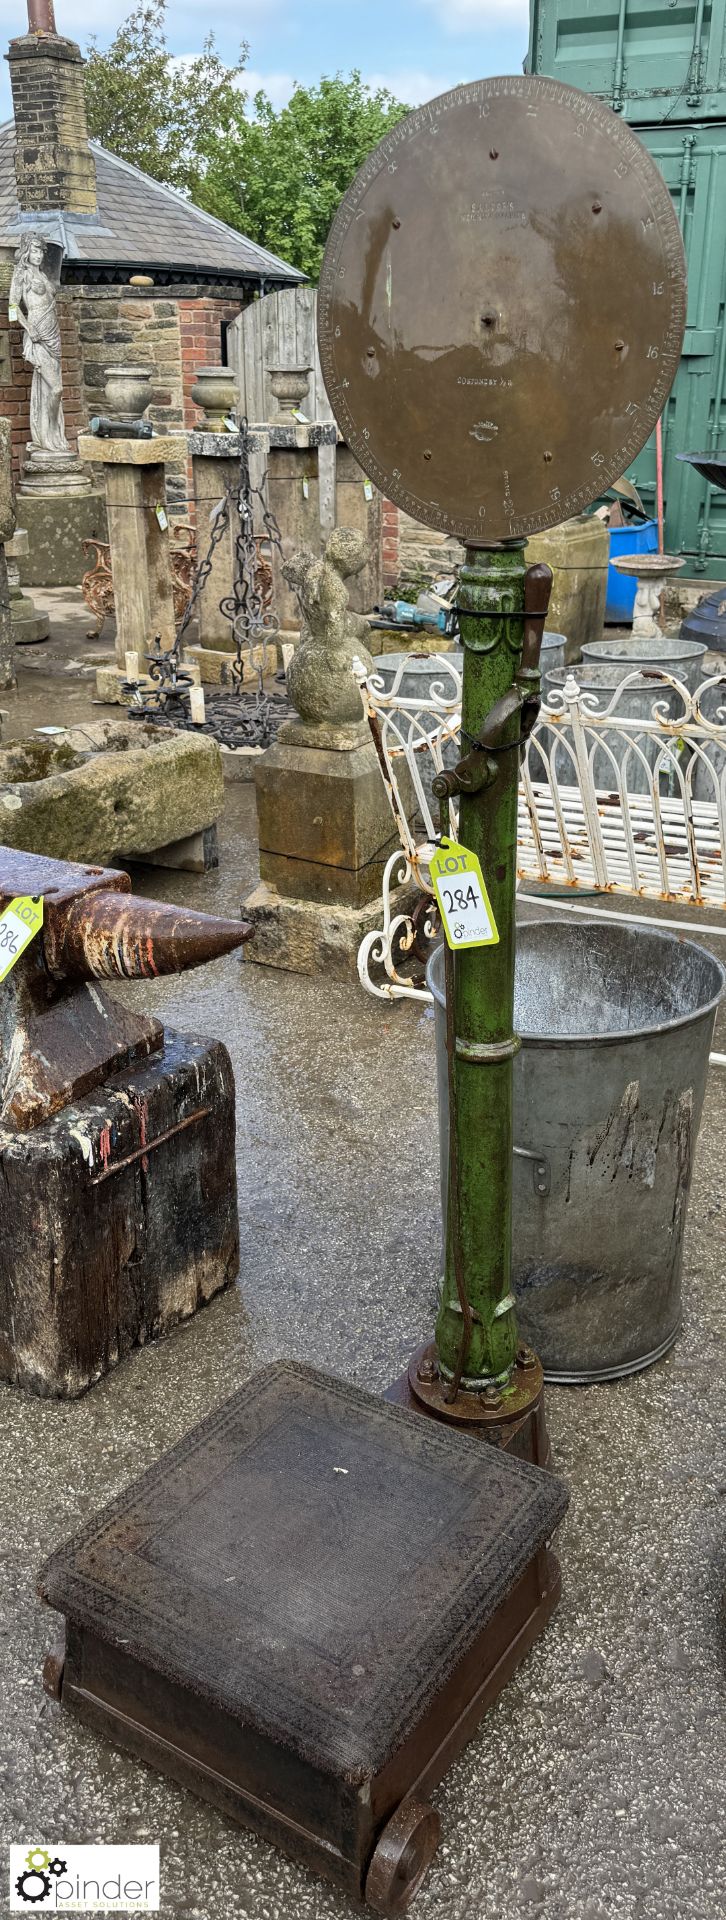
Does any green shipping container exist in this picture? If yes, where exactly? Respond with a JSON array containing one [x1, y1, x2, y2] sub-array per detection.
[[527, 0, 726, 124], [528, 4, 726, 576], [626, 122, 726, 576]]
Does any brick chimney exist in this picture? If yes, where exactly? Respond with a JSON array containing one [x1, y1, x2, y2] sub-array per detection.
[[6, 0, 97, 216]]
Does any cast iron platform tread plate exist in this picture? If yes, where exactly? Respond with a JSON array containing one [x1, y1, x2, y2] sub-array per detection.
[[38, 1361, 567, 1782]]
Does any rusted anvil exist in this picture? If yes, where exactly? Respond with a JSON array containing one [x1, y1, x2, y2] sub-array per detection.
[[0, 846, 252, 1397]]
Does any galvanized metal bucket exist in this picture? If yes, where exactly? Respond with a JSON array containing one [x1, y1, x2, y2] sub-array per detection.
[[581, 634, 708, 693], [427, 921, 724, 1382], [544, 663, 664, 795]]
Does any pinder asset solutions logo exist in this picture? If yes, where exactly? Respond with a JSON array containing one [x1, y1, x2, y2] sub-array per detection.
[[9, 1846, 160, 1912]]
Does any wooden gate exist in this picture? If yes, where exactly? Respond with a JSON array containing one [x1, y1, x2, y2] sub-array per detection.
[[227, 286, 334, 424]]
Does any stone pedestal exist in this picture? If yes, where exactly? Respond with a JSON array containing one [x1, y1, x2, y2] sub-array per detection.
[[611, 552, 686, 640], [16, 491, 107, 589], [244, 735, 402, 977], [0, 414, 17, 690], [255, 738, 396, 907], [20, 444, 92, 497], [262, 423, 382, 635], [7, 529, 50, 644], [189, 430, 240, 655], [79, 434, 185, 697], [243, 524, 396, 976], [0, 546, 13, 690]]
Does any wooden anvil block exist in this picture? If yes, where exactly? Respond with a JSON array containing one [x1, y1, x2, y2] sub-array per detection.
[[0, 845, 251, 1395], [0, 1031, 239, 1397]]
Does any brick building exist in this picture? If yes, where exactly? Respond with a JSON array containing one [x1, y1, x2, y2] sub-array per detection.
[[0, 2, 302, 574]]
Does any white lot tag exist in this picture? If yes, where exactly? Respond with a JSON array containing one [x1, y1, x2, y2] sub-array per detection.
[[363, 479, 373, 501], [429, 839, 499, 950], [155, 504, 168, 530]]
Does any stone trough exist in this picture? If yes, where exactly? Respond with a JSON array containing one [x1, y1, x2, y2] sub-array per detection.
[[0, 720, 224, 872]]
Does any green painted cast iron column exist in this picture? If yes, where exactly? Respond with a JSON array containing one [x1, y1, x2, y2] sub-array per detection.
[[435, 540, 527, 1388]]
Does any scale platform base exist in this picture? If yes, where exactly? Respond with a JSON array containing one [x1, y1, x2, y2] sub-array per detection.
[[38, 1363, 566, 1913], [384, 1342, 552, 1470]]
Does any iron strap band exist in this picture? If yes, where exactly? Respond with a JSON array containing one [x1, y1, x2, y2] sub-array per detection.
[[452, 606, 547, 622], [455, 1034, 522, 1063], [447, 1291, 516, 1322], [459, 731, 526, 755]]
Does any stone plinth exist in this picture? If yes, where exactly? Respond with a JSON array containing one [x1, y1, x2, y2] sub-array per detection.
[[0, 547, 12, 690], [15, 490, 107, 588], [78, 434, 185, 677], [7, 530, 50, 645], [243, 524, 397, 973], [94, 656, 201, 708], [242, 882, 408, 980], [0, 720, 223, 870], [212, 425, 382, 637], [243, 729, 404, 976], [0, 414, 17, 690], [254, 739, 398, 908], [189, 430, 240, 652], [20, 444, 92, 496]]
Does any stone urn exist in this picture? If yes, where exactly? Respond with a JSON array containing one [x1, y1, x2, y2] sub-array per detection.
[[268, 366, 312, 420], [191, 366, 238, 432], [104, 365, 152, 422]]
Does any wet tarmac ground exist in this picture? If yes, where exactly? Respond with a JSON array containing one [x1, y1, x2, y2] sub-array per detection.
[[1, 600, 725, 1919]]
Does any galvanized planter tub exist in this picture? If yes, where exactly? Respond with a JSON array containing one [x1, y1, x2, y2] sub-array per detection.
[[428, 921, 724, 1383], [582, 635, 708, 693], [544, 664, 675, 795]]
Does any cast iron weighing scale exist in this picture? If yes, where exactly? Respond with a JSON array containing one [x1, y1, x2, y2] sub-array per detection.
[[38, 78, 685, 1914]]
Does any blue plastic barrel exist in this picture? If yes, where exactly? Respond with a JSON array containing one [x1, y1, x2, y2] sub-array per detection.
[[605, 519, 659, 624]]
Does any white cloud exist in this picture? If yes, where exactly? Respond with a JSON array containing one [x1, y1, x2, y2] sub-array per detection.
[[365, 69, 448, 105], [422, 0, 529, 24], [241, 68, 297, 109]]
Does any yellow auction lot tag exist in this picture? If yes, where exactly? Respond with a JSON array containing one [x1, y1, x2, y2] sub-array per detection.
[[430, 840, 499, 951], [0, 895, 43, 982]]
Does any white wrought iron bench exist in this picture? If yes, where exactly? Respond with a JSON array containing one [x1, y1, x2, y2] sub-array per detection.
[[354, 655, 726, 1003]]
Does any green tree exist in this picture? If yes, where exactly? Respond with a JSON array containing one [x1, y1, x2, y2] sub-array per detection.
[[193, 74, 409, 278], [84, 0, 249, 199], [83, 1, 409, 278]]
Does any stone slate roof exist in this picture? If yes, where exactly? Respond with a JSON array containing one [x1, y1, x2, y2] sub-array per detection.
[[0, 123, 303, 284]]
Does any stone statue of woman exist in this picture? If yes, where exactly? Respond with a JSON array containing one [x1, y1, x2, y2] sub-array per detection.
[[10, 233, 69, 454]]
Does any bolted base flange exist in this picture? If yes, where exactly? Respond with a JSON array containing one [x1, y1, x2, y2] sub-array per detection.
[[391, 1341, 552, 1469]]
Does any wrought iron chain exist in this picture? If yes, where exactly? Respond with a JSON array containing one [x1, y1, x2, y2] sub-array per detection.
[[125, 420, 290, 749]]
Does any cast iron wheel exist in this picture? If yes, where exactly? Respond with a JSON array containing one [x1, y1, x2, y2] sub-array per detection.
[[42, 1633, 65, 1701], [365, 1798, 441, 1915]]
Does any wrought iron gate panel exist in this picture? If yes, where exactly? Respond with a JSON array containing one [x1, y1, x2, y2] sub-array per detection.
[[356, 657, 726, 1001]]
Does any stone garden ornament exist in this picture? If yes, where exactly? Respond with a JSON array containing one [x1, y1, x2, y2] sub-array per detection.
[[282, 526, 373, 748], [10, 232, 68, 455], [10, 232, 90, 494]]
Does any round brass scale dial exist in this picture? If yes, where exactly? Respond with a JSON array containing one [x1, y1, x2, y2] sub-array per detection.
[[318, 76, 686, 544]]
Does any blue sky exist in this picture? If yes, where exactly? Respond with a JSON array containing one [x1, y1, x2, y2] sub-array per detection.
[[1, 0, 532, 124]]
